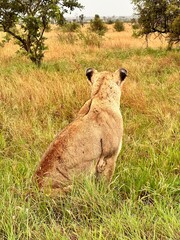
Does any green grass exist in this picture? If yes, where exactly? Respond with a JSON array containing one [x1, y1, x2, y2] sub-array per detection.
[[0, 48, 180, 239]]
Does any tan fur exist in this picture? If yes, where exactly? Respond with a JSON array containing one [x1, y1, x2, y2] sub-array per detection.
[[33, 68, 126, 194]]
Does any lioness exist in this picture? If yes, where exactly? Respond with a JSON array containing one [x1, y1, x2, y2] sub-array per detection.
[[33, 67, 127, 193]]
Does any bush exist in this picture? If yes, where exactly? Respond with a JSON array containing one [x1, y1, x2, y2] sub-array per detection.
[[78, 30, 103, 47], [132, 23, 140, 30], [62, 22, 80, 32], [89, 14, 107, 36], [114, 20, 125, 32], [106, 19, 114, 24]]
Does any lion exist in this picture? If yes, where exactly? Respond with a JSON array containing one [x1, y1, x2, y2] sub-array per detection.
[[33, 67, 127, 194]]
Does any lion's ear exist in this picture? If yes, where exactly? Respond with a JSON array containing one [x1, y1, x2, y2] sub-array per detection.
[[120, 68, 127, 81], [86, 68, 94, 81]]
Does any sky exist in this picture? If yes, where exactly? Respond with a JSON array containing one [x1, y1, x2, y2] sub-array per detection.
[[65, 0, 134, 18]]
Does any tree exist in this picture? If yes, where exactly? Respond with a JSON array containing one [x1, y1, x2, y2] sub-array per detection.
[[132, 0, 180, 48], [0, 0, 82, 66], [89, 14, 107, 36]]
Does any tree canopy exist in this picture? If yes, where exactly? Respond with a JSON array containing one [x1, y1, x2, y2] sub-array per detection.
[[0, 0, 83, 66], [132, 0, 180, 48]]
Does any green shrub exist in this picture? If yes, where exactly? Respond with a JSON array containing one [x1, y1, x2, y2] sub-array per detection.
[[89, 14, 107, 36], [78, 30, 102, 47], [132, 23, 140, 30], [132, 30, 141, 38], [62, 21, 80, 32], [114, 20, 125, 32], [106, 19, 114, 24]]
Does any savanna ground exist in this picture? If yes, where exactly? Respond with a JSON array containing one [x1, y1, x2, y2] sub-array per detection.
[[0, 24, 179, 239]]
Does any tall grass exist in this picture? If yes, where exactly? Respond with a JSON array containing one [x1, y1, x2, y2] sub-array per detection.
[[0, 24, 179, 239]]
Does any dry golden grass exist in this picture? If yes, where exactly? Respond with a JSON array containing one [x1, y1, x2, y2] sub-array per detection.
[[0, 24, 178, 140], [104, 24, 167, 49], [45, 24, 168, 61], [0, 23, 169, 63], [122, 80, 147, 113]]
